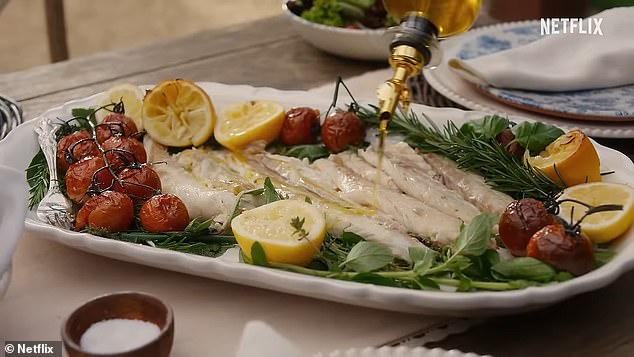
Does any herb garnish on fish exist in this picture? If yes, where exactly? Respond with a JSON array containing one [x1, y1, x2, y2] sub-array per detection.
[[356, 106, 563, 202]]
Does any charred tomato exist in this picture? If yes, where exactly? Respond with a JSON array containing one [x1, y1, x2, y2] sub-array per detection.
[[102, 136, 147, 169], [96, 113, 139, 144], [280, 107, 320, 146], [65, 156, 114, 204], [526, 224, 595, 276], [113, 165, 162, 203], [139, 193, 190, 232], [498, 198, 558, 256], [321, 109, 365, 153], [56, 130, 100, 172], [75, 191, 134, 232]]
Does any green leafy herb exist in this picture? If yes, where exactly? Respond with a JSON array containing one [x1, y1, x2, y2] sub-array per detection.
[[408, 246, 437, 275], [291, 216, 309, 240], [25, 149, 49, 209], [459, 115, 509, 139], [302, 0, 346, 27], [340, 241, 394, 273], [251, 241, 269, 266], [263, 177, 283, 203], [71, 107, 97, 125], [491, 257, 556, 283], [452, 213, 497, 257], [511, 121, 564, 155], [276, 144, 330, 163]]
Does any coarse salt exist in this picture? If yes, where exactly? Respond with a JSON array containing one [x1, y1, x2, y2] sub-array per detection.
[[80, 318, 161, 354]]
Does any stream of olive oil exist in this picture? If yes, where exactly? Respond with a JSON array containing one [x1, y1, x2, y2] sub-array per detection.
[[373, 119, 390, 206]]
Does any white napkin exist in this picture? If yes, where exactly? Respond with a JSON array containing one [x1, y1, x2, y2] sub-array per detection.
[[235, 320, 306, 357], [449, 7, 634, 91]]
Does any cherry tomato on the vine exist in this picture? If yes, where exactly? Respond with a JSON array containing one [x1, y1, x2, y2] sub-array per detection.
[[498, 198, 558, 256], [65, 156, 114, 204], [96, 113, 139, 144], [280, 107, 320, 146], [75, 191, 134, 232], [139, 193, 190, 232], [102, 136, 147, 169], [526, 224, 595, 276], [114, 165, 162, 203], [56, 130, 100, 172], [321, 110, 365, 153]]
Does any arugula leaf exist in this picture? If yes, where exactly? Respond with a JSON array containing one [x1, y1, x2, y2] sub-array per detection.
[[460, 115, 509, 139], [511, 122, 564, 155], [71, 107, 98, 126], [452, 213, 498, 257], [263, 177, 282, 203], [340, 241, 393, 273], [491, 257, 556, 283], [250, 242, 269, 267], [277, 144, 330, 163]]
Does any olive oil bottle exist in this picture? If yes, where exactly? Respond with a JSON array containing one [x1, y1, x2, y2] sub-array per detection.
[[383, 0, 481, 38]]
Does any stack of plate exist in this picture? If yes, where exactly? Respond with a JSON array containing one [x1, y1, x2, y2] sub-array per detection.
[[0, 94, 22, 140], [419, 21, 634, 139]]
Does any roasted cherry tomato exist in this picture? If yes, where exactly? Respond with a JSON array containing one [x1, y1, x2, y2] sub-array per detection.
[[498, 198, 558, 256], [56, 130, 99, 172], [102, 136, 147, 169], [114, 165, 162, 203], [96, 113, 139, 144], [139, 193, 190, 232], [75, 191, 134, 232], [65, 156, 114, 204], [280, 107, 320, 146], [321, 109, 365, 153], [527, 224, 595, 276]]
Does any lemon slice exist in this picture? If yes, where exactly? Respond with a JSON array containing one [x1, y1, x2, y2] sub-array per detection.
[[95, 83, 145, 130], [231, 200, 326, 266], [559, 182, 634, 243], [214, 100, 285, 151], [526, 130, 601, 187], [142, 79, 216, 147]]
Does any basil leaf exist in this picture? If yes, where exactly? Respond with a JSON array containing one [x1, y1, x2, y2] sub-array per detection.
[[594, 249, 615, 268], [460, 115, 509, 138], [408, 246, 437, 275], [263, 177, 282, 203], [277, 144, 330, 163], [511, 122, 564, 155], [340, 241, 394, 273], [444, 255, 472, 272], [452, 213, 498, 257], [341, 231, 363, 246], [71, 107, 97, 125], [491, 257, 556, 283], [250, 242, 269, 267]]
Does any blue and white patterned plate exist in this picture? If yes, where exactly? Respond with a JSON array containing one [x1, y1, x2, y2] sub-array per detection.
[[455, 23, 634, 121]]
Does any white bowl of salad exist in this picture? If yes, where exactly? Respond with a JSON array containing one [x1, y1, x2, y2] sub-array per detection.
[[284, 0, 394, 61]]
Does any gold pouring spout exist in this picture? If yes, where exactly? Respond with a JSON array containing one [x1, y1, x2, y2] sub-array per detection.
[[377, 13, 440, 129]]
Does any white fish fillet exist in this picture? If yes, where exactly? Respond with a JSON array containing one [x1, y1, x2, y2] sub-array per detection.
[[312, 157, 461, 246], [145, 138, 244, 228], [355, 144, 481, 223], [422, 153, 513, 214]]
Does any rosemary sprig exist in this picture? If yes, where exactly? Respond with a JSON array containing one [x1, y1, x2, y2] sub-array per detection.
[[356, 105, 563, 202], [26, 149, 50, 209]]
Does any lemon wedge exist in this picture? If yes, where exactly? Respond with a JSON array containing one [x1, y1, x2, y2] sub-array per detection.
[[95, 83, 145, 130], [142, 79, 216, 147], [214, 100, 285, 151], [231, 200, 326, 266], [559, 182, 634, 243], [527, 130, 601, 187]]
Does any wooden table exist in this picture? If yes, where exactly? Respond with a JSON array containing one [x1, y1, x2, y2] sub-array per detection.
[[2, 15, 633, 356]]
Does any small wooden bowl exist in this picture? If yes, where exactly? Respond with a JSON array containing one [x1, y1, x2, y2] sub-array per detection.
[[61, 291, 174, 357]]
